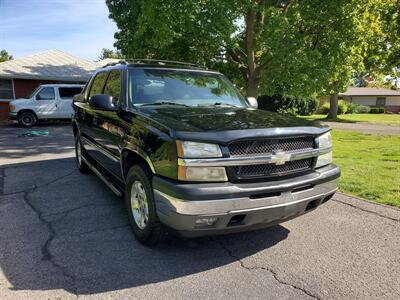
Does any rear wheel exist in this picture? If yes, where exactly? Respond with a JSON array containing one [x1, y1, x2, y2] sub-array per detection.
[[18, 111, 37, 127], [125, 165, 164, 245], [75, 134, 90, 173]]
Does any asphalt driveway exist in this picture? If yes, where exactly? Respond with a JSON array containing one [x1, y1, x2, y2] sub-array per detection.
[[0, 124, 399, 299]]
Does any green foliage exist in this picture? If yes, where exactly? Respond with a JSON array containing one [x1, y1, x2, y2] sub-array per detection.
[[0, 50, 12, 62], [346, 102, 357, 114], [258, 95, 318, 116], [355, 105, 371, 114], [319, 103, 330, 115], [318, 101, 348, 115], [347, 103, 370, 114], [99, 48, 123, 60], [106, 0, 386, 98], [370, 107, 385, 114], [337, 100, 348, 115]]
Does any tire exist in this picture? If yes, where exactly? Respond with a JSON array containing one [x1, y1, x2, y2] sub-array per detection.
[[18, 111, 37, 127], [75, 134, 90, 174], [125, 164, 164, 245]]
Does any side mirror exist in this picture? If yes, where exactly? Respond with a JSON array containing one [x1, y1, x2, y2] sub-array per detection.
[[246, 97, 258, 109], [36, 94, 41, 100], [89, 94, 117, 111]]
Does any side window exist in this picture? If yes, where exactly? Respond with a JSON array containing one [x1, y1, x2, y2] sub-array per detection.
[[59, 87, 83, 100], [36, 87, 55, 100], [104, 70, 122, 105], [89, 72, 107, 98]]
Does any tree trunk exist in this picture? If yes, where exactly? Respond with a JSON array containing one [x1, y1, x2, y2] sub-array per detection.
[[328, 92, 339, 119], [246, 74, 260, 98]]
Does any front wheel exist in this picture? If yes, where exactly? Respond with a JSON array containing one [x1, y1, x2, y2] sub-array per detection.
[[125, 165, 164, 245], [18, 111, 37, 127]]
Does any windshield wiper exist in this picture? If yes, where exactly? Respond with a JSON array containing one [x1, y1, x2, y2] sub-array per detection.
[[198, 102, 238, 108], [138, 101, 190, 107]]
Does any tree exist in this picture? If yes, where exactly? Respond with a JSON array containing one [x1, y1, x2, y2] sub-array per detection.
[[0, 50, 13, 62], [106, 0, 390, 105], [99, 48, 123, 60]]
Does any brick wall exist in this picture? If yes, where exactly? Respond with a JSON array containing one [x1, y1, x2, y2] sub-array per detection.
[[13, 79, 59, 98]]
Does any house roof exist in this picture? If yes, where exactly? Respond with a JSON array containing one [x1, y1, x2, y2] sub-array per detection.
[[0, 49, 99, 82], [340, 87, 400, 97]]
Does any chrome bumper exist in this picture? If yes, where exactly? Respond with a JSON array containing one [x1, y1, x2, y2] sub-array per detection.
[[153, 165, 340, 237]]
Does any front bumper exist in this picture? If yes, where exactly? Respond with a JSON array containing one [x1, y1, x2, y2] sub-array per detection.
[[153, 164, 340, 237], [9, 112, 17, 120]]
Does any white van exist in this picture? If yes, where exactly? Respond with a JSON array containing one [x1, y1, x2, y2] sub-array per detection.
[[8, 84, 84, 127]]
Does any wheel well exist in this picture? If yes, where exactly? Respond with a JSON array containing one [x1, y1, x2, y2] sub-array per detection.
[[121, 149, 154, 180], [17, 109, 37, 119]]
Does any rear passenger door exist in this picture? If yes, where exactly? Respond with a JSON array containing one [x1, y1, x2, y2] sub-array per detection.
[[90, 70, 124, 179], [57, 87, 83, 118]]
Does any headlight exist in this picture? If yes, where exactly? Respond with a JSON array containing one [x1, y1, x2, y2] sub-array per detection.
[[317, 132, 332, 149], [9, 105, 16, 111], [178, 166, 228, 182], [176, 140, 222, 158], [316, 132, 333, 168]]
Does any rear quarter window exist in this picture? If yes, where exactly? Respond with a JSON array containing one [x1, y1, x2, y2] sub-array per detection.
[[59, 87, 83, 99]]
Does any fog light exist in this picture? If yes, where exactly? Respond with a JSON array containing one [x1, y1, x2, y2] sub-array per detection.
[[195, 216, 218, 228]]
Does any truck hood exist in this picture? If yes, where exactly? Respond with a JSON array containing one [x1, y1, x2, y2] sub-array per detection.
[[9, 98, 31, 105], [138, 107, 329, 143]]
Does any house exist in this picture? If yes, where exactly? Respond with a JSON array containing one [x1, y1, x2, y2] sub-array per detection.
[[0, 49, 100, 120], [339, 87, 400, 113]]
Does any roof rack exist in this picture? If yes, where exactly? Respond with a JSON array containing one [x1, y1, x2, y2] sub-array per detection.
[[102, 59, 203, 69]]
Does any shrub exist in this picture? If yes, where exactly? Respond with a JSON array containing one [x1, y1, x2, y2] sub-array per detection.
[[337, 100, 348, 115], [347, 102, 357, 114], [369, 107, 385, 114], [317, 101, 347, 115], [319, 103, 330, 114], [257, 95, 318, 116], [354, 105, 370, 114]]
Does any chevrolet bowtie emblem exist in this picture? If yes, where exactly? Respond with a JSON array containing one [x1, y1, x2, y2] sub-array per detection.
[[271, 150, 291, 166]]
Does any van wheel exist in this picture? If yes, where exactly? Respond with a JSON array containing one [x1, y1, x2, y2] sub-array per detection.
[[18, 111, 37, 127], [75, 135, 90, 173], [125, 164, 164, 246]]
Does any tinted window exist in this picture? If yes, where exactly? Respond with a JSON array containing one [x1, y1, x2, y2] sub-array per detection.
[[89, 72, 107, 98], [104, 70, 121, 105], [36, 87, 55, 100], [59, 87, 83, 99]]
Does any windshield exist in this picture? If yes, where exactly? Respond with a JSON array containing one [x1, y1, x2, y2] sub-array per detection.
[[28, 86, 42, 99], [128, 69, 247, 108]]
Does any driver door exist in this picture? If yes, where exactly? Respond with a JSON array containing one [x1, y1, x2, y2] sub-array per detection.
[[34, 87, 58, 118]]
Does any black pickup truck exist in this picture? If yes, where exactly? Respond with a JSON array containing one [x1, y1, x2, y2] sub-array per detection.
[[72, 60, 340, 245]]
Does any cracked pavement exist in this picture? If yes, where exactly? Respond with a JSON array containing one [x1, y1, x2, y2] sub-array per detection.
[[0, 124, 399, 299]]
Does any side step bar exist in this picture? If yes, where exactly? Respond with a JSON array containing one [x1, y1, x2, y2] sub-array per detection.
[[82, 156, 123, 197]]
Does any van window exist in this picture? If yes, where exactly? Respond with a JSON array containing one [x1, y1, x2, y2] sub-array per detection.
[[59, 87, 83, 99], [104, 70, 121, 105], [89, 72, 107, 98], [36, 87, 55, 100]]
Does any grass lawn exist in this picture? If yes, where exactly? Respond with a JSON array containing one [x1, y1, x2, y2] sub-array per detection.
[[303, 114, 400, 126], [332, 130, 400, 207]]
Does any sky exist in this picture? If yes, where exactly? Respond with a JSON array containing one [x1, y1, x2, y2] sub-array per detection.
[[0, 0, 118, 61]]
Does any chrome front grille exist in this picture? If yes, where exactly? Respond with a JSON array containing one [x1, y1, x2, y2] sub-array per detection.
[[228, 136, 315, 179], [228, 136, 314, 157]]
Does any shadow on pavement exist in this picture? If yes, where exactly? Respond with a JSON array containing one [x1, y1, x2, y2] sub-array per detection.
[[0, 157, 290, 295]]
